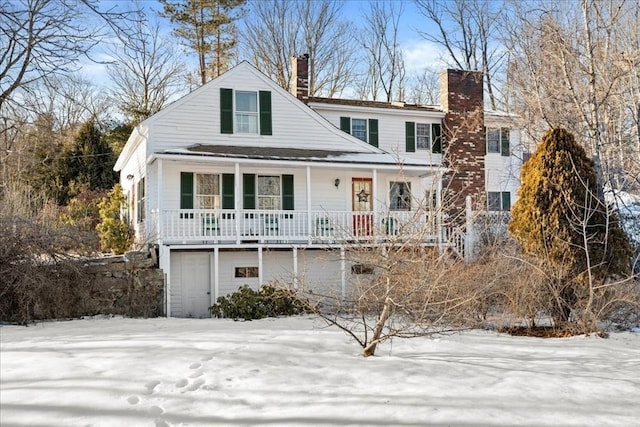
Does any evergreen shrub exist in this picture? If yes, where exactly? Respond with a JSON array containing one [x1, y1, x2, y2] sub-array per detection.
[[209, 285, 309, 320]]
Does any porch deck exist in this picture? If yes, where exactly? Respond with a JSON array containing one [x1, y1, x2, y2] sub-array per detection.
[[156, 209, 462, 249]]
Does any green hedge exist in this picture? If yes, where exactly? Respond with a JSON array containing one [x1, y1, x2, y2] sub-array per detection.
[[209, 285, 309, 320]]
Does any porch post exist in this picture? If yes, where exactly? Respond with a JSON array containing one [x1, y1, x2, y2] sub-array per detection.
[[372, 168, 378, 234], [464, 195, 474, 263], [214, 247, 219, 300], [157, 159, 163, 240], [161, 245, 171, 317], [209, 252, 215, 309], [437, 171, 444, 254], [258, 246, 263, 286], [340, 247, 346, 299], [235, 162, 241, 244], [306, 166, 312, 244], [292, 246, 298, 289]]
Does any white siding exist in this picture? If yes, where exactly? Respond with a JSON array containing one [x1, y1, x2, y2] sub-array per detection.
[[297, 249, 343, 297], [145, 63, 376, 155], [218, 250, 260, 296], [484, 127, 522, 206], [309, 106, 443, 166]]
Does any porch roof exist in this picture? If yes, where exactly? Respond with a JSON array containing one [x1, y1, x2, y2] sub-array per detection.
[[157, 144, 440, 169]]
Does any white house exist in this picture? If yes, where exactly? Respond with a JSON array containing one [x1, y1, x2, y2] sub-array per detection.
[[114, 57, 522, 318]]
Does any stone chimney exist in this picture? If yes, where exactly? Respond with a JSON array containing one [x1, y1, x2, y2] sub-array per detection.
[[440, 69, 485, 217], [290, 54, 309, 102]]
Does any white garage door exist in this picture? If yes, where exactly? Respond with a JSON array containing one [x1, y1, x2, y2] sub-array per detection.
[[170, 252, 211, 318]]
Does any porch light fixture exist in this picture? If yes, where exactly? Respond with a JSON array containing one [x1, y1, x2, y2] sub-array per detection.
[[334, 178, 340, 189], [126, 174, 134, 181]]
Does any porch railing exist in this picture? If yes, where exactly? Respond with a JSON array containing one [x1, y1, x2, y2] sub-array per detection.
[[157, 209, 444, 245]]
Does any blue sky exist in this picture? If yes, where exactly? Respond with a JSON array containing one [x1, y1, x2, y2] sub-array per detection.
[[84, 0, 446, 87]]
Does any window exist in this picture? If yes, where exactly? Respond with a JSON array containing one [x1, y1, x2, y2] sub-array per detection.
[[257, 175, 280, 210], [486, 127, 510, 156], [487, 191, 511, 211], [235, 267, 259, 278], [196, 174, 220, 209], [136, 177, 145, 223], [351, 264, 375, 275], [406, 122, 442, 153], [416, 123, 431, 150], [390, 182, 411, 211], [352, 118, 367, 142], [235, 91, 258, 133], [340, 117, 378, 146]]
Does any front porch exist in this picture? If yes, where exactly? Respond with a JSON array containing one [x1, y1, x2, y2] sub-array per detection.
[[157, 208, 452, 247]]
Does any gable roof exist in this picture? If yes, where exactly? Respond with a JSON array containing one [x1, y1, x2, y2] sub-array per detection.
[[115, 62, 387, 171]]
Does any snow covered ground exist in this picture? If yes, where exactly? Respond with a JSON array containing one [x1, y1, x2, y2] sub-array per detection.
[[2, 316, 640, 427]]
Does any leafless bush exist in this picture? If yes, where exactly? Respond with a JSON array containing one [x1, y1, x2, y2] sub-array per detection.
[[302, 244, 498, 357]]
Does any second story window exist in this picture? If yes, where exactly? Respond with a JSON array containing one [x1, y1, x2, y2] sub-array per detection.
[[339, 116, 378, 147], [351, 119, 367, 142], [486, 127, 510, 156], [405, 122, 442, 154], [416, 123, 431, 150], [235, 91, 258, 134]]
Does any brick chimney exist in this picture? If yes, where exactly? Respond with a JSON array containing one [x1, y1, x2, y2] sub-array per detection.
[[290, 54, 309, 102], [440, 69, 485, 217]]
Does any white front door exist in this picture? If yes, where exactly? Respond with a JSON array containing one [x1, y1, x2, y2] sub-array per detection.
[[170, 252, 211, 318]]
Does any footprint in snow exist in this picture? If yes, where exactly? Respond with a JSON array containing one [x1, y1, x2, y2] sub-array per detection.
[[154, 420, 170, 427], [126, 395, 140, 405], [189, 362, 202, 369], [148, 405, 164, 416], [189, 370, 203, 379], [175, 378, 189, 388], [143, 380, 161, 395], [201, 355, 214, 362], [187, 378, 205, 391]]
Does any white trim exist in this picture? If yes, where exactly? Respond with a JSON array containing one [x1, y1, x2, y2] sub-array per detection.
[[309, 101, 445, 119], [148, 153, 444, 175]]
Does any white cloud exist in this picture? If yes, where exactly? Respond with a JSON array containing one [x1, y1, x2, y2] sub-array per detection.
[[402, 39, 448, 73]]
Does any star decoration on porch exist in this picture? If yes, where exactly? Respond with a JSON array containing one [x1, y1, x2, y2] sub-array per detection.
[[357, 189, 369, 203]]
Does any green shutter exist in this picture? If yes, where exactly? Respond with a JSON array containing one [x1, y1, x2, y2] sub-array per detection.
[[502, 192, 511, 211], [242, 174, 255, 209], [222, 174, 235, 209], [259, 91, 272, 135], [501, 128, 510, 156], [405, 121, 415, 153], [368, 119, 378, 147], [220, 88, 233, 134], [340, 116, 351, 133], [432, 123, 442, 154], [282, 174, 294, 210], [180, 172, 194, 209]]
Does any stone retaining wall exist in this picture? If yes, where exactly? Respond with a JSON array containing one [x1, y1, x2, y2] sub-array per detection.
[[81, 250, 165, 318]]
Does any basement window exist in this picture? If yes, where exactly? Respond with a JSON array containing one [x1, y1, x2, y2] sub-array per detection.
[[351, 264, 375, 275], [235, 267, 259, 278]]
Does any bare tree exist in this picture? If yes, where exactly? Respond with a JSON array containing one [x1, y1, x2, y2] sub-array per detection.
[[242, 0, 355, 97], [0, 0, 135, 112], [107, 6, 185, 124], [504, 0, 640, 192], [415, 0, 506, 110], [405, 67, 440, 105], [356, 0, 405, 102]]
